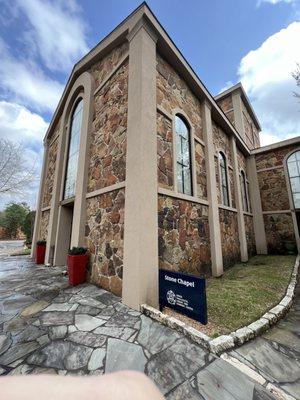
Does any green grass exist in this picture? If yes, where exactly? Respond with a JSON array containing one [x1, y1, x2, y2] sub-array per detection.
[[206, 255, 295, 337], [10, 248, 31, 256]]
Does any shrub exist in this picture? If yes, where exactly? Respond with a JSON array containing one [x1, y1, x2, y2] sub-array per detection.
[[68, 247, 87, 256]]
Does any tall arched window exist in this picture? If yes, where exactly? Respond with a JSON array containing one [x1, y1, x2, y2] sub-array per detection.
[[64, 99, 83, 199], [287, 151, 300, 209], [175, 115, 192, 195], [219, 152, 229, 206], [240, 170, 249, 212]]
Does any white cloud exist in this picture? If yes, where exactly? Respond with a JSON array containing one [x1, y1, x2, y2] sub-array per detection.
[[0, 40, 64, 112], [257, 0, 300, 19], [0, 101, 48, 209], [258, 0, 297, 4], [0, 101, 48, 142], [15, 0, 89, 72], [238, 22, 300, 146]]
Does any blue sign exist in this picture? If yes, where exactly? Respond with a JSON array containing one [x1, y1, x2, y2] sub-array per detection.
[[159, 269, 207, 324]]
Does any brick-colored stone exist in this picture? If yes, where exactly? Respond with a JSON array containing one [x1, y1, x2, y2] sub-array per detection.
[[219, 209, 240, 269], [158, 195, 211, 276], [85, 189, 124, 296]]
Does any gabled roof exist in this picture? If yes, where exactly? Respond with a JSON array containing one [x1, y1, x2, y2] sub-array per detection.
[[45, 2, 251, 154], [215, 82, 261, 131]]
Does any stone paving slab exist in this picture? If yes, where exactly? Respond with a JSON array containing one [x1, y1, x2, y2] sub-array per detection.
[[0, 254, 288, 399], [229, 279, 300, 399]]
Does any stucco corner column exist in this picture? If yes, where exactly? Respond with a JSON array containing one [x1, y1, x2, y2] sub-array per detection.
[[122, 18, 159, 310], [31, 140, 49, 259], [247, 155, 268, 254], [202, 100, 223, 277], [230, 136, 248, 262]]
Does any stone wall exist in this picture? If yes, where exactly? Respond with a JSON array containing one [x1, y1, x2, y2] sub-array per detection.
[[256, 144, 298, 170], [241, 99, 259, 149], [158, 195, 211, 276], [264, 213, 296, 254], [237, 148, 247, 173], [85, 189, 125, 296], [87, 59, 128, 193], [213, 121, 235, 207], [256, 144, 299, 254], [229, 168, 236, 208], [90, 42, 128, 89], [39, 210, 50, 241], [212, 121, 233, 165], [156, 54, 207, 202], [42, 125, 60, 208], [216, 95, 235, 127], [157, 111, 173, 189], [219, 209, 240, 268], [215, 156, 221, 204], [244, 215, 256, 256], [258, 168, 290, 211], [195, 141, 207, 199], [156, 54, 203, 141]]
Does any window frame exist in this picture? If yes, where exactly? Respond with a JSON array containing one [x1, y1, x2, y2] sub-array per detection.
[[174, 114, 193, 196], [63, 97, 84, 200], [287, 151, 300, 210], [218, 151, 230, 207]]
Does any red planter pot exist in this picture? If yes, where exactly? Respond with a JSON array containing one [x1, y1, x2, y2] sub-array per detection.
[[36, 244, 46, 264], [67, 254, 88, 286]]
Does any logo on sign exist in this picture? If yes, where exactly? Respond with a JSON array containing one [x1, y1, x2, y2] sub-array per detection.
[[159, 269, 207, 324], [167, 290, 176, 305]]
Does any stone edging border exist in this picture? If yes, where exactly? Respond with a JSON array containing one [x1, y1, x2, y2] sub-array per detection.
[[141, 255, 299, 355]]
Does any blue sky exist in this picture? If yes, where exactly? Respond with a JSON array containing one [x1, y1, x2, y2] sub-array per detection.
[[0, 0, 299, 209]]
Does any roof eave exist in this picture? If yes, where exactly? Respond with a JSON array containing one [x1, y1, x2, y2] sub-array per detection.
[[215, 82, 261, 131], [251, 135, 300, 154]]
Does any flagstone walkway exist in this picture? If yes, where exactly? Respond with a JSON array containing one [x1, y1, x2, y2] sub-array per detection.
[[229, 279, 300, 399], [0, 253, 296, 399]]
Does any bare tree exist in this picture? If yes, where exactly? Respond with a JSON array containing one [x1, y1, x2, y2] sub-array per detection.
[[292, 63, 300, 100], [0, 139, 36, 195]]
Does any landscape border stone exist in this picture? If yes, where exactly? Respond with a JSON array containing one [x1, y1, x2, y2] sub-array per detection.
[[141, 255, 299, 355]]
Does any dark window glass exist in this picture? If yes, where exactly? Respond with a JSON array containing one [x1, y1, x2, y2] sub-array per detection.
[[240, 170, 249, 212], [175, 115, 192, 195], [287, 151, 300, 209], [64, 99, 83, 199], [219, 152, 229, 206]]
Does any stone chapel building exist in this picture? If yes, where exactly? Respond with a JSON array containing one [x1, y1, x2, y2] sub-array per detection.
[[32, 3, 300, 310]]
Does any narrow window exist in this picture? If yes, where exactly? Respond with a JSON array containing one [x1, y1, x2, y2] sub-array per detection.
[[219, 152, 229, 206], [240, 170, 249, 212], [64, 99, 83, 199], [287, 151, 300, 209], [175, 115, 192, 195]]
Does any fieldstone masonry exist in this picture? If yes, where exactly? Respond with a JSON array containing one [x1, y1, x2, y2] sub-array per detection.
[[39, 210, 50, 241], [219, 209, 240, 268], [158, 195, 211, 276], [34, 4, 299, 303], [157, 111, 173, 190], [85, 189, 124, 296], [87, 61, 128, 193], [42, 133, 59, 208], [256, 144, 299, 254]]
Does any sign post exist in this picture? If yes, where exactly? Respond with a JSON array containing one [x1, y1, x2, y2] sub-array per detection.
[[159, 269, 207, 324]]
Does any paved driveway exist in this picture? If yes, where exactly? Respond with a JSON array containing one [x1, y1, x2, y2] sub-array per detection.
[[0, 255, 281, 399]]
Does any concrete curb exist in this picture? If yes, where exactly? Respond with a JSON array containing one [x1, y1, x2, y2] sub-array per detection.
[[141, 255, 299, 355]]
